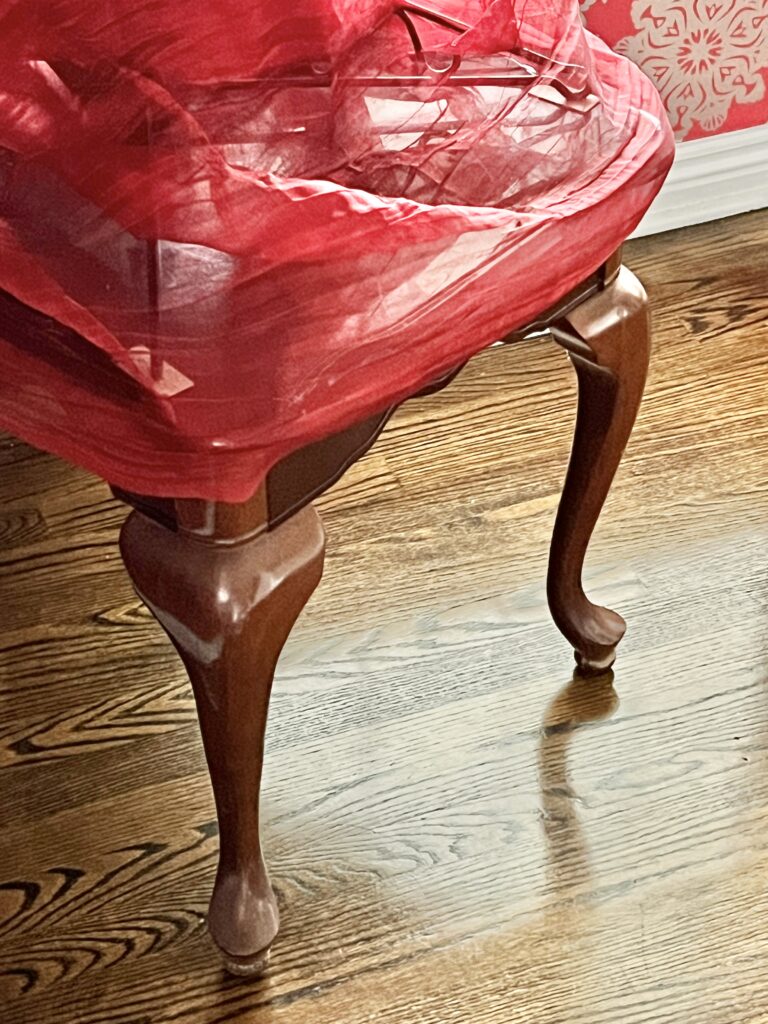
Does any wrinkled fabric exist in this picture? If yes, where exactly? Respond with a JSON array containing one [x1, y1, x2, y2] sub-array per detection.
[[0, 0, 674, 501]]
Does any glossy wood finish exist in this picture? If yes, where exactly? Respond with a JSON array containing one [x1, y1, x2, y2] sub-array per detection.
[[0, 210, 766, 1022], [111, 254, 631, 968], [548, 266, 650, 672], [119, 502, 325, 973]]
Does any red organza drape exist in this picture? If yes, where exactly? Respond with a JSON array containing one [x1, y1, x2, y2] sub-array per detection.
[[0, 0, 674, 500]]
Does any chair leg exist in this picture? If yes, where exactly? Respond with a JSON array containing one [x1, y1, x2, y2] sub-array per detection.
[[119, 504, 326, 973], [547, 266, 651, 674]]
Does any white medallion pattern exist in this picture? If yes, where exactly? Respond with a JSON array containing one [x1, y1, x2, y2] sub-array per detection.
[[613, 0, 768, 136]]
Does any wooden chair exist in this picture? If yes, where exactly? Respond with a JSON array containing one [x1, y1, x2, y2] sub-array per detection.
[[109, 245, 650, 973], [0, 0, 674, 978]]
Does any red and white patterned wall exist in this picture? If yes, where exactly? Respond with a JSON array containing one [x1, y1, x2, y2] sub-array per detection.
[[582, 0, 768, 139]]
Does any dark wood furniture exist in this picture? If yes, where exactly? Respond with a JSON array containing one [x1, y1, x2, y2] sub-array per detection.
[[113, 249, 650, 973]]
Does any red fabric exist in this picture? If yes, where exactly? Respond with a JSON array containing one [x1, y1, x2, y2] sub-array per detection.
[[0, 0, 674, 501]]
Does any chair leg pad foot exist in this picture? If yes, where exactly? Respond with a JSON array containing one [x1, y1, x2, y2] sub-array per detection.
[[574, 647, 617, 675], [221, 948, 272, 978]]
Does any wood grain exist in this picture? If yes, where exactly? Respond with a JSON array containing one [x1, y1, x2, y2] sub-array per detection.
[[0, 210, 767, 1023]]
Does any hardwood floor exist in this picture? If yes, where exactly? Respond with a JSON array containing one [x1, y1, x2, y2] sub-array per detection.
[[0, 210, 766, 1024]]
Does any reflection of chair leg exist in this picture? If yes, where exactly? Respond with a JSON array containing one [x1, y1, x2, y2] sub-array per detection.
[[538, 671, 619, 898], [548, 267, 651, 673], [119, 504, 326, 974]]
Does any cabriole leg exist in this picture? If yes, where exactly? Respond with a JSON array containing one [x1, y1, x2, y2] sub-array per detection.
[[119, 503, 326, 973], [548, 266, 651, 673]]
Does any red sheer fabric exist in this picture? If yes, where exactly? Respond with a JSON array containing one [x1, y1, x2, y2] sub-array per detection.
[[0, 0, 673, 501]]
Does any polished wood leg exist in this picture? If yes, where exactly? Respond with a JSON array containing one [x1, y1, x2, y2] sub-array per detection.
[[119, 503, 326, 973], [548, 266, 651, 674]]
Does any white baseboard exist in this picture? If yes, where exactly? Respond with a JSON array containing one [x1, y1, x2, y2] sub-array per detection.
[[633, 124, 768, 237]]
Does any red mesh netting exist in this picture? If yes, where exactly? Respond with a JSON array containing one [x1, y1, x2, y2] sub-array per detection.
[[0, 0, 674, 500]]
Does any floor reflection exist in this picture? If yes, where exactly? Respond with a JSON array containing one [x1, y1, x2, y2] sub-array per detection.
[[538, 669, 619, 903]]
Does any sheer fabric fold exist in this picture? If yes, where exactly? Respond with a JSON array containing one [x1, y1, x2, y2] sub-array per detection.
[[0, 0, 674, 500]]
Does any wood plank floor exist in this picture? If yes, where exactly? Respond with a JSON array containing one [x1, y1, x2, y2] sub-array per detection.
[[0, 211, 766, 1024]]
